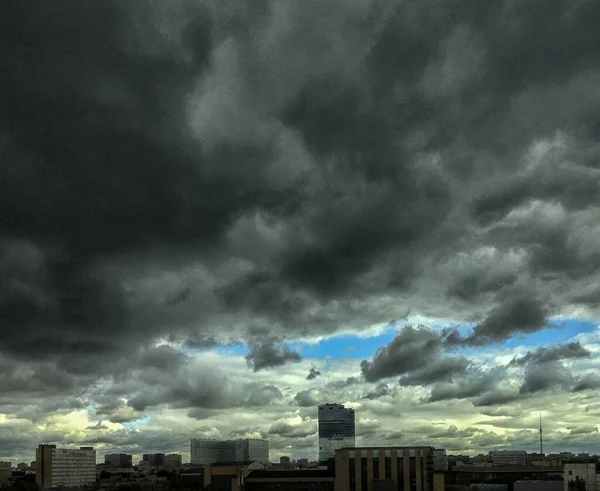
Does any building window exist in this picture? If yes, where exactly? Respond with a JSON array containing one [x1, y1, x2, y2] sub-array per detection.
[[396, 457, 404, 491], [349, 457, 356, 491], [361, 458, 368, 491], [373, 457, 380, 480], [385, 457, 392, 479]]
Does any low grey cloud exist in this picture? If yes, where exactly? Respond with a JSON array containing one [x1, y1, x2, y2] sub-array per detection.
[[363, 383, 392, 400], [399, 357, 471, 386], [509, 342, 591, 366], [307, 366, 321, 380], [246, 339, 302, 372], [86, 421, 108, 430], [294, 389, 320, 408], [519, 360, 574, 394]]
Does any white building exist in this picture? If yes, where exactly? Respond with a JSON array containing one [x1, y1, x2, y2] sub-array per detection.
[[190, 438, 269, 465], [564, 463, 600, 491], [489, 450, 527, 466], [36, 445, 96, 489]]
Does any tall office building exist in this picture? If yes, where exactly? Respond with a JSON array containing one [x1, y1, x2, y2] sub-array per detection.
[[318, 403, 355, 462], [104, 454, 132, 467], [190, 439, 269, 465], [36, 445, 96, 489]]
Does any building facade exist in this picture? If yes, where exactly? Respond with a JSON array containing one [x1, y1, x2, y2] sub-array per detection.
[[489, 450, 527, 466], [104, 453, 132, 467], [35, 444, 96, 489], [190, 438, 269, 465], [0, 462, 11, 483], [334, 446, 441, 491], [564, 463, 599, 491], [318, 403, 355, 462]]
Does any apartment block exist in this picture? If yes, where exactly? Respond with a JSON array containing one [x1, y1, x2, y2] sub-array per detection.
[[190, 438, 269, 465], [36, 444, 96, 489], [104, 453, 132, 467], [164, 454, 182, 471]]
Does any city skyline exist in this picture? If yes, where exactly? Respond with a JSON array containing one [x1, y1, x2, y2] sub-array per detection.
[[2, 0, 600, 471]]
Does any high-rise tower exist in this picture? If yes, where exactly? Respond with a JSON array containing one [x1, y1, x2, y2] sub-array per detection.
[[318, 403, 355, 462]]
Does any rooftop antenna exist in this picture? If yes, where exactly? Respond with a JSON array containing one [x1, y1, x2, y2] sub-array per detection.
[[539, 413, 543, 455]]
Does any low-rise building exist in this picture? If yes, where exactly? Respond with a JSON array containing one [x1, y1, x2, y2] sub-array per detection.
[[104, 453, 132, 468], [334, 446, 443, 491], [245, 469, 335, 491], [203, 461, 265, 491]]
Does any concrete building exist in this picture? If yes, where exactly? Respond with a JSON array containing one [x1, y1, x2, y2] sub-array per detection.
[[190, 438, 269, 465], [104, 453, 132, 467], [318, 403, 355, 462], [35, 444, 96, 489], [164, 453, 182, 471], [334, 446, 443, 491], [489, 451, 528, 466], [564, 463, 600, 491]]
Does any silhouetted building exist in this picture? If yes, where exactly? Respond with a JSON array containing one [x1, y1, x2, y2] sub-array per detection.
[[105, 453, 132, 467], [318, 403, 355, 462], [143, 453, 165, 466], [164, 454, 182, 470], [246, 469, 335, 491]]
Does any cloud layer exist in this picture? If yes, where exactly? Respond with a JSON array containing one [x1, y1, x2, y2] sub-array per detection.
[[1, 0, 600, 463]]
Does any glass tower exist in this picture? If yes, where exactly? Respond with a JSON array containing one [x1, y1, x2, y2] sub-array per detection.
[[318, 403, 355, 462]]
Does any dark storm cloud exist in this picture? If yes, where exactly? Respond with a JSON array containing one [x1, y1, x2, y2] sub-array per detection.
[[399, 357, 470, 386], [427, 368, 505, 403], [363, 383, 392, 400], [3, 0, 600, 453], [519, 360, 574, 394], [571, 374, 600, 392], [307, 367, 321, 380], [361, 327, 442, 381], [245, 339, 301, 372], [509, 342, 591, 366], [445, 290, 549, 346]]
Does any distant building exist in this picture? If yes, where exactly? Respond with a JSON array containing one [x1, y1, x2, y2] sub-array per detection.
[[489, 450, 527, 466], [334, 446, 443, 491], [164, 454, 182, 471], [35, 444, 96, 489], [433, 449, 448, 471], [0, 462, 11, 483], [318, 403, 355, 462], [104, 453, 132, 468], [280, 456, 291, 465], [143, 453, 165, 466], [190, 439, 269, 465], [203, 461, 265, 490]]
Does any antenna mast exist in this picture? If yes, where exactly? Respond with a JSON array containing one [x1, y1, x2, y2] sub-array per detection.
[[539, 413, 543, 455]]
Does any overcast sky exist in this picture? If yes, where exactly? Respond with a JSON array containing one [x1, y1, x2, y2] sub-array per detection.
[[2, 0, 600, 465]]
